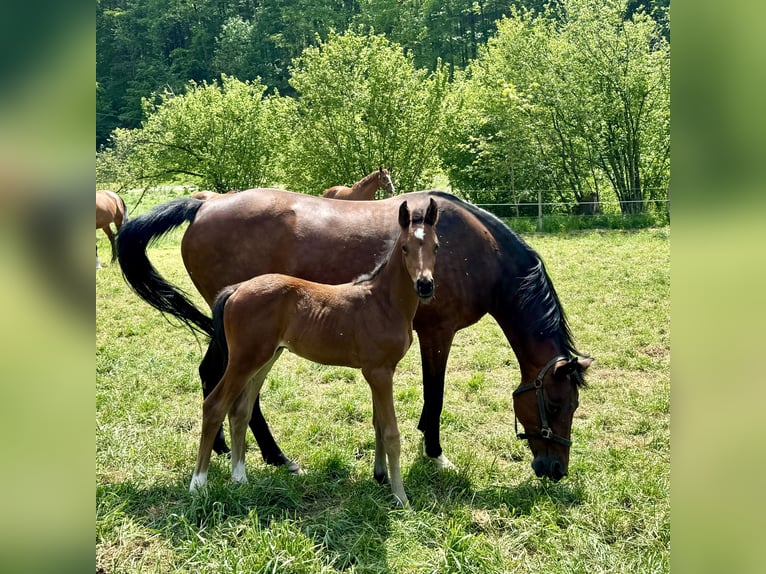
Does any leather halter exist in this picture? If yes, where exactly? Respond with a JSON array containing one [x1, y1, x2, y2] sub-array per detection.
[[512, 355, 573, 447]]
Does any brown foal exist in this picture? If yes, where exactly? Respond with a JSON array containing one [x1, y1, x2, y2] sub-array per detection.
[[190, 198, 440, 506]]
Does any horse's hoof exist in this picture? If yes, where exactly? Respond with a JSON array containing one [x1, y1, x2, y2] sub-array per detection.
[[374, 471, 390, 485], [286, 460, 304, 475], [431, 453, 456, 471]]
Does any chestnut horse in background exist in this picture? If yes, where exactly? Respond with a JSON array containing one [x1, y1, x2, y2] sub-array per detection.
[[96, 189, 127, 267], [118, 189, 592, 484], [322, 167, 395, 200], [191, 199, 440, 506], [191, 190, 237, 201]]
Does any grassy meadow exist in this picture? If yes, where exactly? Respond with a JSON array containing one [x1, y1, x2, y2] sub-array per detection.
[[96, 191, 669, 573]]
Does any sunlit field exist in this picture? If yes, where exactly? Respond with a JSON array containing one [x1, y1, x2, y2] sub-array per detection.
[[97, 191, 669, 573]]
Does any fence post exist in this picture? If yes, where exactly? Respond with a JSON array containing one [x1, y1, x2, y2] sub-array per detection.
[[537, 189, 543, 231]]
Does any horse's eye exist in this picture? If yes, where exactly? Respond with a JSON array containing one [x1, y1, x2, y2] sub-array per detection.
[[434, 244, 440, 252], [402, 245, 409, 253]]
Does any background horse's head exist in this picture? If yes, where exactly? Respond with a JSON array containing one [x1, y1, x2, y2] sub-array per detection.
[[378, 167, 395, 198], [513, 355, 592, 481], [399, 197, 439, 301]]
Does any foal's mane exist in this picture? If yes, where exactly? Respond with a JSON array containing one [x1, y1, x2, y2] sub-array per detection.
[[427, 191, 582, 363], [352, 206, 429, 286]]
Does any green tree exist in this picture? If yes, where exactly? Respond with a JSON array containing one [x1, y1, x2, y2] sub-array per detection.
[[443, 0, 669, 214], [105, 75, 286, 192], [283, 30, 452, 193]]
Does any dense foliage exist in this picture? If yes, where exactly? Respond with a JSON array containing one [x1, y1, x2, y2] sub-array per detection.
[[97, 0, 670, 213], [283, 31, 452, 193], [442, 0, 669, 214]]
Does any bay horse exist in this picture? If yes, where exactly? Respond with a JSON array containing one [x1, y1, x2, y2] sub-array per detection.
[[96, 189, 127, 267], [118, 189, 592, 483], [190, 190, 237, 201], [191, 199, 440, 506], [322, 167, 395, 200]]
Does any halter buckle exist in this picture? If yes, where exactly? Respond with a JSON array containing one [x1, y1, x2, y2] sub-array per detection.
[[540, 427, 553, 439]]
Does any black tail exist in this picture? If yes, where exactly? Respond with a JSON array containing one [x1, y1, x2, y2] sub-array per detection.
[[117, 197, 213, 336], [211, 285, 238, 370]]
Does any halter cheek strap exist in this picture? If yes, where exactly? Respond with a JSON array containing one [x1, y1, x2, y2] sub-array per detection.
[[512, 355, 573, 447]]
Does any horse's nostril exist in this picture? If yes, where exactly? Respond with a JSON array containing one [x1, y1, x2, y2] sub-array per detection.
[[416, 278, 434, 297], [550, 461, 566, 482]]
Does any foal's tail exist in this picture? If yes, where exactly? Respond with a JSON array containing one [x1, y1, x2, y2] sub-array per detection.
[[117, 197, 213, 336], [211, 285, 238, 369]]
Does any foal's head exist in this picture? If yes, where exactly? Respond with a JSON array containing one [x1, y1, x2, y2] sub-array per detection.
[[398, 197, 439, 301], [378, 167, 395, 198]]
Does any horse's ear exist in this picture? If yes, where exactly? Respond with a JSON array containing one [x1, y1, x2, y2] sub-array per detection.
[[424, 197, 439, 227], [554, 356, 593, 379], [399, 201, 411, 228], [379, 165, 383, 173]]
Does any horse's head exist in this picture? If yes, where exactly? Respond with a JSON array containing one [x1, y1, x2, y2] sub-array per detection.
[[379, 167, 395, 198], [513, 355, 592, 481], [398, 197, 439, 301]]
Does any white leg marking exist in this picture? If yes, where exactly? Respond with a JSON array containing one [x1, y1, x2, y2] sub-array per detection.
[[231, 459, 248, 484], [189, 471, 208, 493], [432, 453, 456, 470]]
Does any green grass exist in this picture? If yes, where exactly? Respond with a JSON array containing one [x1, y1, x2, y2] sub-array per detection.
[[97, 196, 669, 573]]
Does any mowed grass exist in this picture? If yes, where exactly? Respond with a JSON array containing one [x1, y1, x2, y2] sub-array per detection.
[[96, 194, 669, 573]]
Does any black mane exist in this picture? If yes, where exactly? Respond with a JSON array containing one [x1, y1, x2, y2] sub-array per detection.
[[426, 191, 582, 361]]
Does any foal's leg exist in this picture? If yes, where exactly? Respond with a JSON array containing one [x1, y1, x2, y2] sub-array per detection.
[[190, 365, 252, 492], [228, 355, 281, 484], [372, 401, 388, 484], [201, 341, 297, 471], [364, 367, 408, 507], [199, 340, 230, 455]]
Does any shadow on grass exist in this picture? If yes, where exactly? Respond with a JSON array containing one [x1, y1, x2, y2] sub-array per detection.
[[403, 454, 585, 515], [97, 450, 586, 570], [97, 454, 402, 571]]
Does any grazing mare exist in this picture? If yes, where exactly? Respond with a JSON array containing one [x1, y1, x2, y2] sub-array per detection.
[[118, 189, 592, 483], [96, 189, 127, 266], [322, 167, 395, 200], [191, 199, 440, 506]]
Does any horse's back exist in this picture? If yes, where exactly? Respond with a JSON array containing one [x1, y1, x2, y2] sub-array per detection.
[[322, 186, 348, 199], [182, 188, 511, 333]]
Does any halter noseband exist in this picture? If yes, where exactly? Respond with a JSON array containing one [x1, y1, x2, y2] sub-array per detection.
[[512, 355, 573, 447]]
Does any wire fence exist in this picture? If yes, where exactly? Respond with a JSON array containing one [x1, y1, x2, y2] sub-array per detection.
[[454, 190, 670, 231]]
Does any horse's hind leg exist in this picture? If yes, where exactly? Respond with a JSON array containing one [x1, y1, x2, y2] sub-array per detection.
[[245, 349, 302, 473], [199, 340, 231, 455], [190, 367, 248, 492], [228, 353, 281, 484], [103, 226, 117, 262]]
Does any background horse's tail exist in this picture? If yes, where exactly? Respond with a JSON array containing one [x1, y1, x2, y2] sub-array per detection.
[[211, 285, 237, 370], [117, 197, 213, 336]]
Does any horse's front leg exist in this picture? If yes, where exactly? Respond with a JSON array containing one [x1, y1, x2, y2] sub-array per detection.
[[371, 401, 388, 484], [416, 329, 457, 471], [364, 367, 408, 507]]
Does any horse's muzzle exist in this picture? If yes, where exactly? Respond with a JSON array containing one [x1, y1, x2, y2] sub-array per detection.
[[416, 277, 435, 299], [532, 457, 567, 482]]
